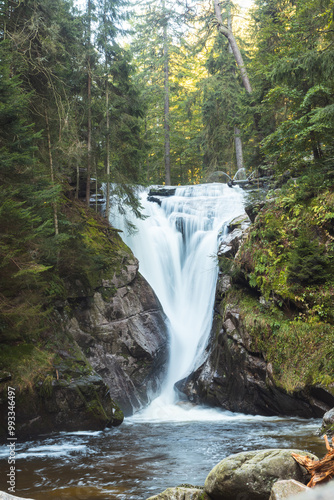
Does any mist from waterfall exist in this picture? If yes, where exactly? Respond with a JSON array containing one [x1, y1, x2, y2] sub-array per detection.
[[110, 183, 245, 421]]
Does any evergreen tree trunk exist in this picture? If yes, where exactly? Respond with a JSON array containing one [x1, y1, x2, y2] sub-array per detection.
[[145, 117, 150, 183], [44, 108, 59, 236], [213, 0, 252, 94], [86, 0, 92, 206], [104, 0, 111, 219], [163, 0, 171, 185], [226, 1, 244, 172], [105, 75, 111, 218], [234, 127, 244, 171]]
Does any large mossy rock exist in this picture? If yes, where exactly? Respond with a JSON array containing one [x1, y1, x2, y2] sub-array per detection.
[[0, 340, 123, 439], [0, 205, 167, 436], [147, 487, 209, 500], [204, 449, 318, 500], [176, 300, 333, 417]]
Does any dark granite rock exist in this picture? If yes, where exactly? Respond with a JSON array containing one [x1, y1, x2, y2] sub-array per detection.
[[69, 259, 169, 416]]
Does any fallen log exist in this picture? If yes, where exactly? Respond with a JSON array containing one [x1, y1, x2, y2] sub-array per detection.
[[292, 435, 334, 487]]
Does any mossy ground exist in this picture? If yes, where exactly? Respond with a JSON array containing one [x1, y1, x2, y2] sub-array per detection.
[[0, 343, 54, 390], [239, 179, 334, 318]]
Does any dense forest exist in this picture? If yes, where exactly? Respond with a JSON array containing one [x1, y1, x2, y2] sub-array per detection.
[[0, 0, 334, 418]]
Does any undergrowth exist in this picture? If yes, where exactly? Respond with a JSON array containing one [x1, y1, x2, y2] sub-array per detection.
[[223, 169, 334, 393], [229, 289, 334, 393], [237, 174, 334, 323]]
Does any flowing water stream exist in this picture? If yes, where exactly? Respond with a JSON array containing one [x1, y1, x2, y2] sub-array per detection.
[[111, 183, 246, 419], [0, 183, 324, 499], [112, 184, 244, 421]]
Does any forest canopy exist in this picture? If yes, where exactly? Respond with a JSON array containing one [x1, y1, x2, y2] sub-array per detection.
[[1, 0, 334, 187]]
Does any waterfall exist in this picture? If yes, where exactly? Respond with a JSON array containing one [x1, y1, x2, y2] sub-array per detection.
[[110, 183, 245, 421]]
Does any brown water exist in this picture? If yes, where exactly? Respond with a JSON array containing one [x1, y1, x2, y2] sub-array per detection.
[[0, 416, 325, 500]]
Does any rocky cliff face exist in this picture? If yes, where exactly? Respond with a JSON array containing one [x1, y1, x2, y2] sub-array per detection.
[[0, 208, 169, 438], [176, 213, 334, 418], [68, 253, 169, 416], [176, 303, 332, 417]]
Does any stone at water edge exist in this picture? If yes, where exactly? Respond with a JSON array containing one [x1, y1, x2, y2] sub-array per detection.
[[146, 487, 210, 500], [320, 408, 334, 437], [204, 448, 318, 500], [288, 480, 334, 500], [0, 492, 35, 500], [269, 480, 310, 500]]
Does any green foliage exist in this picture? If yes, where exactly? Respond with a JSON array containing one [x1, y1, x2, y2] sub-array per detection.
[[201, 33, 242, 175], [237, 178, 334, 323], [288, 231, 328, 285], [231, 289, 334, 392], [250, 0, 334, 174]]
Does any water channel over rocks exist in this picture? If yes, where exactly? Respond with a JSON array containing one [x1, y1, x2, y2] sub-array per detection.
[[0, 183, 325, 499]]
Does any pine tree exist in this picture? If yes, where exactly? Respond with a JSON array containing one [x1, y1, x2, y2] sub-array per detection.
[[250, 0, 334, 175], [131, 0, 204, 184], [0, 41, 55, 340]]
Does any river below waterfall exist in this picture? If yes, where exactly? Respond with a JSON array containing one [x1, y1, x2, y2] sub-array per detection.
[[0, 416, 325, 499], [0, 184, 326, 498]]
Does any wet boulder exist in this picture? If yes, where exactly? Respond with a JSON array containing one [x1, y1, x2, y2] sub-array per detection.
[[148, 186, 176, 197], [269, 480, 309, 500], [320, 408, 334, 437], [147, 487, 209, 500], [287, 480, 334, 500], [0, 492, 35, 500], [217, 229, 243, 258], [204, 449, 318, 500]]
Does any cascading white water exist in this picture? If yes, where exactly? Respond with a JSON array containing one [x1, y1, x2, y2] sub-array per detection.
[[111, 183, 245, 421]]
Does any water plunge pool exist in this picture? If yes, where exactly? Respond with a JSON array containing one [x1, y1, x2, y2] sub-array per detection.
[[0, 415, 324, 499]]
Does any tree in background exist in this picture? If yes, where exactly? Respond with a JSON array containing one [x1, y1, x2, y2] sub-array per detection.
[[249, 0, 334, 177], [130, 0, 203, 185], [201, 33, 243, 175], [0, 41, 55, 339]]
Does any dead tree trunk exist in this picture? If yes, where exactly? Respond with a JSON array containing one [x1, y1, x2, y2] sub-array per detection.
[[226, 1, 244, 172], [292, 435, 334, 487], [213, 0, 252, 94]]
